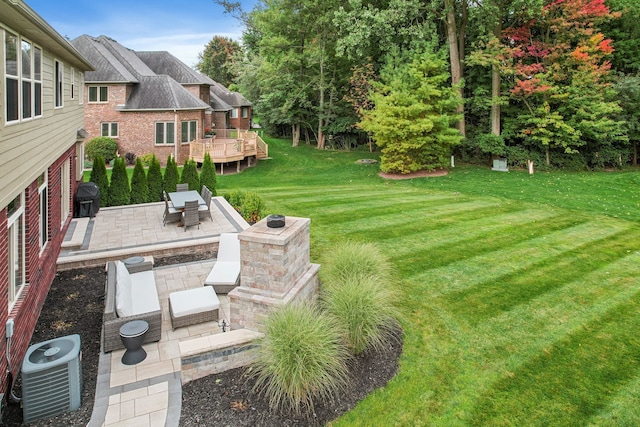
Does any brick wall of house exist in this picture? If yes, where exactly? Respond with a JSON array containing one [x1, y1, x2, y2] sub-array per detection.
[[0, 148, 75, 396], [229, 111, 251, 130], [212, 112, 228, 130], [84, 85, 206, 165]]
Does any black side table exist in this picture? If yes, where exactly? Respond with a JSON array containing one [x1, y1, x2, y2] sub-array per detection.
[[119, 320, 149, 365]]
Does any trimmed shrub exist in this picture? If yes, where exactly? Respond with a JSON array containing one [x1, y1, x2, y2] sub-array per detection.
[[86, 136, 118, 163], [124, 152, 136, 165], [163, 155, 179, 193], [137, 153, 155, 167], [130, 158, 149, 204], [147, 155, 163, 202], [89, 154, 109, 204], [223, 190, 267, 223], [240, 191, 266, 223], [224, 189, 245, 209], [107, 157, 130, 206], [251, 302, 349, 415], [319, 241, 393, 286], [199, 152, 217, 195], [321, 274, 399, 355], [180, 159, 200, 191]]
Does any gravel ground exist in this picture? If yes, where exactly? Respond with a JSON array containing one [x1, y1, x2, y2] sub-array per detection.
[[2, 253, 402, 426]]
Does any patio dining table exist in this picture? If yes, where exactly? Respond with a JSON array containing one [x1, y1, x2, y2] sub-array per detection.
[[168, 190, 206, 210]]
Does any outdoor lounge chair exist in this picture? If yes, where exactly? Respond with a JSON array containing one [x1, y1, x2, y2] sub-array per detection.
[[182, 200, 200, 231], [176, 183, 189, 192], [204, 232, 241, 293], [163, 191, 181, 226]]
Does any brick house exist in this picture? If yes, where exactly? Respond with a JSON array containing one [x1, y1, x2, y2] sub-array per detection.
[[70, 35, 253, 166], [210, 81, 253, 131], [0, 0, 93, 401]]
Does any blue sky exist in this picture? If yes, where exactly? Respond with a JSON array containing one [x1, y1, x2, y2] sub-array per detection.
[[26, 0, 257, 67]]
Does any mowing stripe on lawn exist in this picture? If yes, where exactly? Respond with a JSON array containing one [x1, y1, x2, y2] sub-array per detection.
[[404, 218, 629, 298], [470, 289, 640, 426], [338, 204, 550, 242], [587, 374, 640, 426], [444, 227, 640, 324], [381, 248, 640, 425]]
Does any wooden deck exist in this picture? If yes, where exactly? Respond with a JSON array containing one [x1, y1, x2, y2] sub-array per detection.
[[189, 130, 268, 173]]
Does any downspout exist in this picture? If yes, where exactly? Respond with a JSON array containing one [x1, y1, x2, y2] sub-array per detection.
[[174, 109, 178, 163]]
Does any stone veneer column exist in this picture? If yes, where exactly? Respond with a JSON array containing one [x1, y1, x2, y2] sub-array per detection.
[[229, 216, 320, 331]]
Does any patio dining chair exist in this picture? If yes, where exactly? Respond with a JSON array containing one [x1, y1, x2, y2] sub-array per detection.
[[163, 191, 181, 226], [176, 183, 189, 192], [182, 200, 200, 231], [199, 186, 213, 221]]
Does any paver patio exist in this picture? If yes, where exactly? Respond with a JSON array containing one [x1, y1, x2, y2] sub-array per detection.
[[56, 198, 249, 426]]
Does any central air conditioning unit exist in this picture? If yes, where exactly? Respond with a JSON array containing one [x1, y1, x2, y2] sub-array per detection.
[[21, 334, 82, 424]]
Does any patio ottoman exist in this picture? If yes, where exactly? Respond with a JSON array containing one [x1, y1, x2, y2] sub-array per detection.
[[169, 286, 220, 330]]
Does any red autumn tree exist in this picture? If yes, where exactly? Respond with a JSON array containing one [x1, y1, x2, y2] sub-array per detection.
[[502, 0, 626, 165]]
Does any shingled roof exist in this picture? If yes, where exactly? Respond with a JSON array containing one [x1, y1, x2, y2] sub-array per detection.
[[136, 51, 216, 86], [70, 35, 210, 111], [210, 81, 252, 109], [71, 35, 138, 83]]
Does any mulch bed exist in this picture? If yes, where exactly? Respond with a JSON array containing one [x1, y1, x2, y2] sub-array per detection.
[[2, 253, 402, 426], [379, 169, 449, 180]]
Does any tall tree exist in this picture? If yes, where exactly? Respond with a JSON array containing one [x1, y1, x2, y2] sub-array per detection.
[[196, 36, 241, 87], [359, 45, 463, 174], [130, 158, 149, 204], [501, 0, 625, 165]]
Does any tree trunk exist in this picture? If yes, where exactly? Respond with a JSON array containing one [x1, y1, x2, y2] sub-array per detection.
[[445, 0, 465, 137], [317, 50, 326, 150], [491, 64, 501, 136], [491, 21, 502, 136], [292, 123, 300, 147], [634, 141, 638, 166], [546, 146, 550, 165]]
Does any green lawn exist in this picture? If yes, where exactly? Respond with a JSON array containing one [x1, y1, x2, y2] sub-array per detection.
[[215, 138, 640, 426]]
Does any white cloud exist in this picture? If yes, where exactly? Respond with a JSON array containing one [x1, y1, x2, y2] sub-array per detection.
[[124, 32, 242, 67]]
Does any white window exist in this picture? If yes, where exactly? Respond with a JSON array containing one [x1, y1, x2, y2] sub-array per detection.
[[71, 67, 75, 100], [180, 120, 197, 143], [7, 193, 26, 308], [60, 159, 70, 227], [229, 108, 238, 119], [4, 31, 42, 123], [241, 107, 249, 118], [39, 172, 48, 250], [101, 122, 118, 137], [54, 59, 63, 107], [155, 122, 175, 144], [88, 85, 108, 103]]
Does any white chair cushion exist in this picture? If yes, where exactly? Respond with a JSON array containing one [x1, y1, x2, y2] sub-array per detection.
[[115, 261, 133, 317], [130, 270, 161, 314], [217, 233, 240, 262], [169, 287, 220, 318], [204, 261, 240, 286]]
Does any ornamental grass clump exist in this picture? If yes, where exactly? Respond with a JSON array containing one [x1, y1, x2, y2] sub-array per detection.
[[321, 274, 399, 356], [251, 302, 349, 415], [319, 240, 399, 355], [319, 241, 394, 286]]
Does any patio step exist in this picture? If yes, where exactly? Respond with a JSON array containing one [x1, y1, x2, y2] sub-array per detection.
[[61, 217, 90, 249]]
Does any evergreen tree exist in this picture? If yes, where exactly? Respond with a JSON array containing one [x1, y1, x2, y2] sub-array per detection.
[[199, 152, 217, 196], [163, 155, 178, 193], [107, 157, 130, 206], [180, 159, 200, 191], [130, 158, 149, 204], [359, 45, 463, 174], [89, 154, 109, 206], [146, 154, 163, 202]]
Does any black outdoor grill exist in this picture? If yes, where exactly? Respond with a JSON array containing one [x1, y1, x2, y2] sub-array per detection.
[[75, 182, 101, 218]]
